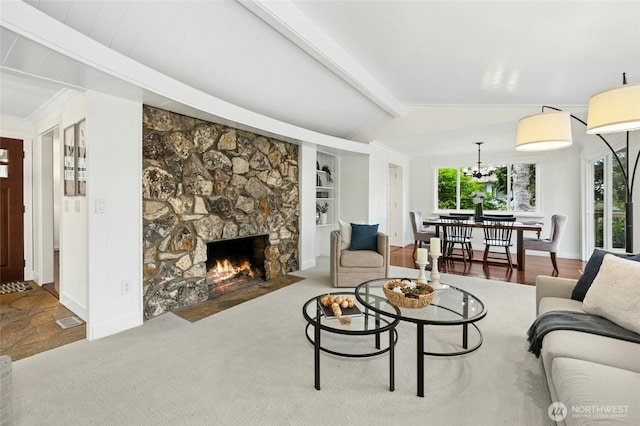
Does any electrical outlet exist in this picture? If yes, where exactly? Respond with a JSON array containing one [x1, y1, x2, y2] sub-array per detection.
[[121, 280, 131, 295]]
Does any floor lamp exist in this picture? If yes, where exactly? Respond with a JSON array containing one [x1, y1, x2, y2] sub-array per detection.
[[514, 75, 640, 253]]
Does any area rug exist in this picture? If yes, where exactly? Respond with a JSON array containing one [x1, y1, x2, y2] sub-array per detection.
[[174, 274, 305, 322], [0, 281, 31, 295]]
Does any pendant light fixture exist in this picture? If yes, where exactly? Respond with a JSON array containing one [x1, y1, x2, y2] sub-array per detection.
[[464, 142, 497, 182]]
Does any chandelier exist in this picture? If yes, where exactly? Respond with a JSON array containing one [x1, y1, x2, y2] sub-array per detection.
[[464, 142, 497, 183]]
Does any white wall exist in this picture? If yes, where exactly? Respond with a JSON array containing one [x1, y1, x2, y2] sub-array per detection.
[[299, 143, 317, 269], [339, 153, 369, 224], [86, 92, 143, 340], [34, 95, 89, 318], [368, 143, 411, 243], [331, 143, 413, 248], [533, 145, 582, 259]]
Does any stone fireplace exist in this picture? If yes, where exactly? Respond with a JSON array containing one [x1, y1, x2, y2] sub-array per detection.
[[142, 106, 299, 319]]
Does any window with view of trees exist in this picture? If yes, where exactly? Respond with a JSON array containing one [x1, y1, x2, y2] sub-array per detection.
[[437, 163, 537, 213], [592, 148, 626, 250]]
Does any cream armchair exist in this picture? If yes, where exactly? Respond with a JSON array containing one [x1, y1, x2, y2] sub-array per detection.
[[330, 230, 389, 287]]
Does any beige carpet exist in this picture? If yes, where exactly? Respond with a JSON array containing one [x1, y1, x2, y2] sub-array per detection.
[[11, 262, 552, 425]]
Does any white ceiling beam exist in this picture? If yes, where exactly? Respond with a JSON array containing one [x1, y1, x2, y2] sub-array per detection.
[[239, 0, 404, 118]]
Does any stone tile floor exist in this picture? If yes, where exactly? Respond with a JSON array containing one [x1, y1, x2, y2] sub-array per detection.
[[0, 283, 86, 361]]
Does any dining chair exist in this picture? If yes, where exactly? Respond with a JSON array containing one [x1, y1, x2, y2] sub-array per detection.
[[481, 216, 517, 270], [522, 215, 568, 275], [440, 216, 474, 264], [409, 211, 438, 259]]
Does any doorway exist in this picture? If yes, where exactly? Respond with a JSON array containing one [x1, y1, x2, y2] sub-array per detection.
[[0, 137, 24, 283], [39, 127, 61, 296], [388, 165, 403, 247]]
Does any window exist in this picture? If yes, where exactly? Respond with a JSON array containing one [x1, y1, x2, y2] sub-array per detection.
[[436, 163, 537, 213], [591, 147, 626, 250]]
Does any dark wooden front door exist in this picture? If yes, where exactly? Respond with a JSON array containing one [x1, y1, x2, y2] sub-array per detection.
[[0, 137, 24, 283]]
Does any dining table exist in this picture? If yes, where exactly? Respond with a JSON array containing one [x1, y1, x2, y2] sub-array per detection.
[[423, 218, 542, 272]]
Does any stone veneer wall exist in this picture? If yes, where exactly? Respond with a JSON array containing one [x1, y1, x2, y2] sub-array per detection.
[[142, 106, 299, 318]]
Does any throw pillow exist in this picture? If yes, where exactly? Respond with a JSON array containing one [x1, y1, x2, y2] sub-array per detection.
[[349, 223, 379, 251], [338, 220, 351, 250], [571, 249, 640, 301], [583, 254, 640, 335]]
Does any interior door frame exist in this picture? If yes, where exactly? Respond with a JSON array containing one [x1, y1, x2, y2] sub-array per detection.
[[36, 127, 57, 286], [387, 164, 403, 247]]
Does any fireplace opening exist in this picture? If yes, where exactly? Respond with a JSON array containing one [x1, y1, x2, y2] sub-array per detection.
[[206, 235, 268, 296]]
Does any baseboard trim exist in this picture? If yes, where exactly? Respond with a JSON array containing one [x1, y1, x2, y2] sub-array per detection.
[[300, 258, 316, 270], [59, 294, 87, 322], [88, 312, 143, 341]]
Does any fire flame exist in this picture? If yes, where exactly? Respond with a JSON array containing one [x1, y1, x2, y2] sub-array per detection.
[[207, 258, 254, 284]]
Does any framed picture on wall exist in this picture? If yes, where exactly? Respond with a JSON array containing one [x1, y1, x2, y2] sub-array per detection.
[[76, 119, 86, 196], [63, 124, 76, 196]]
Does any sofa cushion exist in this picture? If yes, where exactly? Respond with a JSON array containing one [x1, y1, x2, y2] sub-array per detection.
[[338, 220, 351, 250], [349, 223, 378, 251], [541, 329, 640, 374], [552, 357, 640, 425], [340, 249, 384, 268], [571, 249, 640, 301], [583, 254, 640, 334], [538, 297, 585, 315]]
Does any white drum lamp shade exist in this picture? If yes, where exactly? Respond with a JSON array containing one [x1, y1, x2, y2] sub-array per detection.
[[587, 83, 640, 134], [515, 111, 573, 151]]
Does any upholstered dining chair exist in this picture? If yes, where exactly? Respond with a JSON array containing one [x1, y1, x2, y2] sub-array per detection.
[[409, 211, 438, 259], [481, 216, 517, 270], [523, 214, 568, 275]]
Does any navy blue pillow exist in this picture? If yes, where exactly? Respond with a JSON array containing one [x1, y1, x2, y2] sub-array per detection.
[[571, 249, 640, 301], [349, 224, 379, 251]]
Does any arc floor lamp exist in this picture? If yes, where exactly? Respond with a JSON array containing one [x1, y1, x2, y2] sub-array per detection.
[[515, 74, 640, 253]]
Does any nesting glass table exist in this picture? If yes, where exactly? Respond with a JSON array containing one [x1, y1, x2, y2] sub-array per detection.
[[355, 278, 487, 397], [302, 291, 400, 392]]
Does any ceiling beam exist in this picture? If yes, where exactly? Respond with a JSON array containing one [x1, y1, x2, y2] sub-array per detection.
[[239, 0, 404, 118]]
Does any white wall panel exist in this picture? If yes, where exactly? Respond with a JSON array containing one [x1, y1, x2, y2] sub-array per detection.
[[86, 91, 143, 340]]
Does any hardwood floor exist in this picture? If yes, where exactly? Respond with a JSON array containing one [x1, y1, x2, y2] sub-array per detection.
[[2, 245, 585, 361], [390, 244, 585, 285]]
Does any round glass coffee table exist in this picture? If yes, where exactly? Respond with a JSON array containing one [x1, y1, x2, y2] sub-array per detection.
[[302, 291, 400, 392], [355, 278, 487, 397]]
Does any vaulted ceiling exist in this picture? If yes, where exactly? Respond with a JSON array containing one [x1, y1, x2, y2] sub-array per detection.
[[2, 0, 639, 156]]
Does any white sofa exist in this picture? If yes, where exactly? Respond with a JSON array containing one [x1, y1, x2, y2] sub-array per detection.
[[535, 276, 640, 425]]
